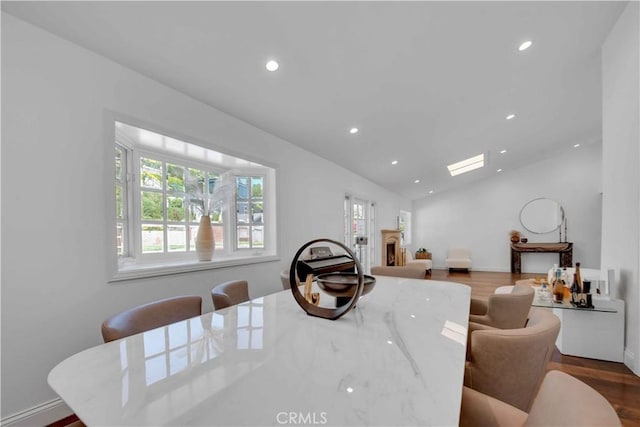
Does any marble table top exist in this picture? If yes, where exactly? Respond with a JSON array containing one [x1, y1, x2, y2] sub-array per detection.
[[49, 276, 471, 426]]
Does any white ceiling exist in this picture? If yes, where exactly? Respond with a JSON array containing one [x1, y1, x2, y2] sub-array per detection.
[[2, 1, 627, 200]]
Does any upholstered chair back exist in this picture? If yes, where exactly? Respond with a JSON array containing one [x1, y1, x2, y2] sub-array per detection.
[[460, 371, 621, 427], [465, 308, 561, 412], [524, 370, 620, 426], [370, 266, 426, 279], [211, 280, 250, 310], [469, 284, 535, 329], [101, 296, 202, 343]]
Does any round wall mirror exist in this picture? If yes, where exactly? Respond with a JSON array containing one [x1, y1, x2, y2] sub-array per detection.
[[519, 198, 565, 234]]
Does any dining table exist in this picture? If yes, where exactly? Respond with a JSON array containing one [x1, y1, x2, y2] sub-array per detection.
[[48, 276, 471, 426]]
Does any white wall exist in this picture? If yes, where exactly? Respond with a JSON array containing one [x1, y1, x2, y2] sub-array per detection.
[[601, 1, 640, 375], [0, 14, 410, 421], [413, 144, 602, 274]]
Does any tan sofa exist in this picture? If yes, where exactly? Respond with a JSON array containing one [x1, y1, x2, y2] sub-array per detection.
[[405, 251, 433, 273]]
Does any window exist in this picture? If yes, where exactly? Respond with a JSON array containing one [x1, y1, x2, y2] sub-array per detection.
[[112, 120, 277, 280], [235, 176, 264, 249], [115, 145, 128, 257], [399, 210, 411, 246], [136, 156, 228, 254]]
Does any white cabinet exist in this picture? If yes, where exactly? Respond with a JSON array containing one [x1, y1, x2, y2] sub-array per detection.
[[554, 298, 625, 362]]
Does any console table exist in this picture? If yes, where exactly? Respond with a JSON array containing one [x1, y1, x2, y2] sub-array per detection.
[[510, 242, 573, 273]]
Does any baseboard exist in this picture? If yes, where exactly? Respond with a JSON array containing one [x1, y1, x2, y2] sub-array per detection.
[[1, 398, 72, 427], [624, 347, 639, 376]]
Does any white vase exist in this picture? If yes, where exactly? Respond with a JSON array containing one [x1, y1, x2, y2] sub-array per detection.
[[196, 215, 215, 261]]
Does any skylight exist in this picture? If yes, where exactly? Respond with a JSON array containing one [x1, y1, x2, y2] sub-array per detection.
[[447, 154, 485, 176]]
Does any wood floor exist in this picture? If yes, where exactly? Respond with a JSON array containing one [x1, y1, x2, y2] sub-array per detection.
[[431, 269, 640, 427], [48, 269, 640, 427]]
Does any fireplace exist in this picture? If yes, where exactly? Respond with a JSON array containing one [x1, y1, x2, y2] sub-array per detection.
[[381, 229, 402, 266]]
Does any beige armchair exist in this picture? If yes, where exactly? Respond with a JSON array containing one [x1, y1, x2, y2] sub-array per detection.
[[460, 370, 621, 427], [445, 247, 472, 272], [211, 280, 250, 310], [469, 283, 534, 329], [101, 295, 202, 343], [465, 308, 561, 412], [370, 265, 426, 279]]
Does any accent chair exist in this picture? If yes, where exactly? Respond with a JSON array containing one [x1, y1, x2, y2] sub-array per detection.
[[464, 308, 561, 412], [460, 370, 621, 426], [445, 247, 472, 272], [469, 283, 535, 329], [405, 251, 433, 274]]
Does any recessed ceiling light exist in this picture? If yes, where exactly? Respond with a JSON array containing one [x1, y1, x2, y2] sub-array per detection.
[[391, 160, 398, 165], [265, 60, 279, 71], [500, 149, 507, 154], [518, 40, 532, 51], [349, 127, 359, 134], [428, 190, 434, 194], [506, 114, 515, 120], [573, 143, 581, 148], [414, 179, 420, 184], [497, 169, 503, 173], [447, 153, 485, 176]]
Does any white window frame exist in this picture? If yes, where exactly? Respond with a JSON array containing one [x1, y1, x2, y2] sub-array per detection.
[[108, 117, 278, 282], [234, 175, 266, 251]]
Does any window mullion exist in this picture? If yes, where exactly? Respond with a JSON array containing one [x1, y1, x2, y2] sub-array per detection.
[[162, 160, 168, 255], [131, 152, 142, 258]]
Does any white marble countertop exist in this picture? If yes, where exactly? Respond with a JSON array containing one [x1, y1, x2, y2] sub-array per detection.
[[49, 277, 471, 426]]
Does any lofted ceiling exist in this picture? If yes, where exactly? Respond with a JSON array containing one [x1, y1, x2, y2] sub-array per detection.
[[2, 1, 627, 199]]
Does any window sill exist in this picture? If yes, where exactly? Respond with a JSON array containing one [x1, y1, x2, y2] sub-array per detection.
[[110, 254, 280, 282]]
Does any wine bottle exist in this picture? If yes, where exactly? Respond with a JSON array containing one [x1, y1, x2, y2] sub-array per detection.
[[562, 268, 570, 299], [575, 262, 583, 293], [553, 268, 564, 302], [571, 273, 580, 304]]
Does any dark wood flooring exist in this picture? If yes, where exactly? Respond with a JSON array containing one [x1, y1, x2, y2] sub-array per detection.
[[48, 269, 640, 427], [431, 268, 640, 427]]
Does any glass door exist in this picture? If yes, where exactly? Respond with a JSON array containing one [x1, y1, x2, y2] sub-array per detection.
[[344, 196, 375, 272]]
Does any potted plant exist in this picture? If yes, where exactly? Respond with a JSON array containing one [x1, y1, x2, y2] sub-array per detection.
[[415, 248, 431, 259]]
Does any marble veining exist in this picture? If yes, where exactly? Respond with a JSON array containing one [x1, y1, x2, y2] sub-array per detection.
[[48, 277, 470, 426]]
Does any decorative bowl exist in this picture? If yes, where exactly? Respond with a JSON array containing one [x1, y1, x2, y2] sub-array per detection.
[[315, 273, 376, 298]]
